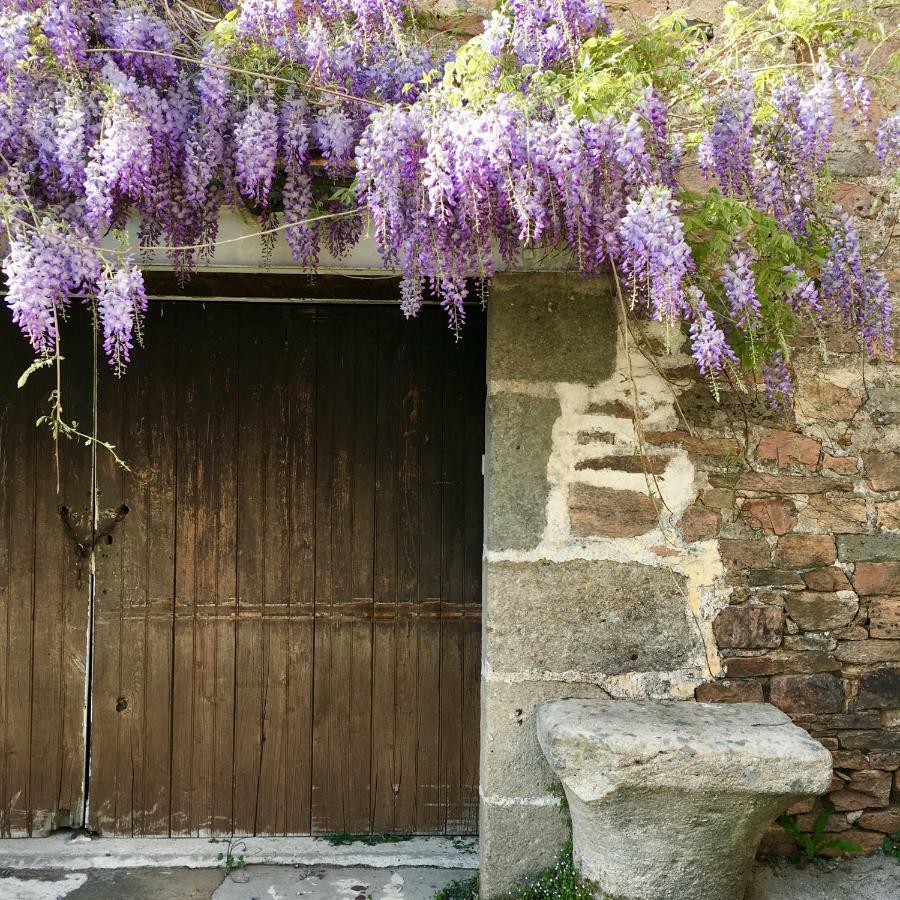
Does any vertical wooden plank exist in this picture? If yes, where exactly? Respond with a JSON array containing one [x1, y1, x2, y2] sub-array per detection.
[[415, 312, 445, 834], [439, 323, 467, 834], [0, 315, 39, 835], [310, 308, 337, 834], [170, 303, 239, 836], [87, 339, 127, 835], [232, 305, 274, 834], [133, 303, 178, 836], [370, 310, 401, 832], [311, 308, 376, 834], [281, 308, 317, 835], [29, 312, 93, 834], [234, 304, 317, 835], [460, 310, 486, 835], [347, 307, 376, 832], [392, 313, 424, 833], [327, 308, 358, 832], [89, 302, 177, 835]]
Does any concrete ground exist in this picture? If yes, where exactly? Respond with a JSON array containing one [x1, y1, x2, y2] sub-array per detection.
[[0, 865, 472, 899], [0, 852, 897, 899], [747, 855, 900, 900]]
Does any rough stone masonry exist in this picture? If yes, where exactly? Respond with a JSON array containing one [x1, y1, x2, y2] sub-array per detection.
[[474, 2, 899, 895], [481, 261, 900, 894], [482, 274, 720, 895]]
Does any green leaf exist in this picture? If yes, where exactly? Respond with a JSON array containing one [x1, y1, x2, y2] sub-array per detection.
[[812, 807, 830, 844], [821, 838, 861, 854], [17, 357, 56, 389], [777, 814, 802, 840]]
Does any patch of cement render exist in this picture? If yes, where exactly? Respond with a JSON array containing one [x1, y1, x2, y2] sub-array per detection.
[[481, 660, 702, 700], [486, 333, 730, 686]]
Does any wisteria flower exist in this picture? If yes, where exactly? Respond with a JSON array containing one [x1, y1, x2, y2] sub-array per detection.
[[96, 263, 148, 374]]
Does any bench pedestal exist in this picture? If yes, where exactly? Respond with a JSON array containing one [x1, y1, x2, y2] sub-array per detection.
[[537, 699, 832, 900]]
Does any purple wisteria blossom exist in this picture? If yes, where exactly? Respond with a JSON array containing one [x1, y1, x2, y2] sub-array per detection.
[[54, 89, 91, 193], [617, 187, 693, 323], [614, 113, 652, 187], [689, 297, 738, 376], [821, 210, 892, 353], [639, 88, 680, 189], [314, 105, 359, 172], [181, 44, 231, 262], [350, 0, 406, 42], [834, 54, 871, 122], [481, 11, 512, 57], [698, 73, 754, 196], [507, 0, 611, 66], [99, 4, 178, 87], [762, 351, 794, 414], [721, 247, 760, 328], [0, 11, 32, 71], [797, 64, 835, 168], [754, 67, 836, 236], [96, 263, 148, 374], [3, 224, 101, 355], [876, 113, 900, 171], [234, 84, 278, 209], [280, 96, 319, 267], [84, 64, 154, 233], [236, 0, 298, 39], [41, 0, 89, 68]]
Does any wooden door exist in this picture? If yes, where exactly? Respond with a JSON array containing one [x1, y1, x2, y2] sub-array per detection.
[[0, 314, 93, 836], [87, 301, 485, 837]]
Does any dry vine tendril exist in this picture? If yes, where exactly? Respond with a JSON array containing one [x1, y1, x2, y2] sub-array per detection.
[[1, 0, 899, 419]]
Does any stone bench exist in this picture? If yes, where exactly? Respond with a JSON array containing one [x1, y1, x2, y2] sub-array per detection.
[[537, 698, 833, 900]]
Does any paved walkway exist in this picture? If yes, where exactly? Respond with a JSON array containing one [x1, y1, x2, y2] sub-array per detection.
[[0, 866, 472, 899], [0, 850, 898, 899]]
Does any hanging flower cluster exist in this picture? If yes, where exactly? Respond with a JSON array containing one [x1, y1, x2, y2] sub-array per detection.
[[0, 0, 897, 412]]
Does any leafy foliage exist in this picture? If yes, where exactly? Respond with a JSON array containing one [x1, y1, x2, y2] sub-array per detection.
[[209, 836, 248, 877], [777, 809, 863, 865], [0, 0, 897, 417]]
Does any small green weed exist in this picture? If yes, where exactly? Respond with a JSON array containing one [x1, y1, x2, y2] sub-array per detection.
[[433, 842, 594, 900], [327, 832, 413, 847], [883, 832, 900, 860], [505, 842, 595, 899], [434, 874, 479, 900], [435, 788, 593, 898], [548, 782, 569, 818], [451, 836, 478, 852], [777, 809, 861, 867], [209, 837, 248, 877]]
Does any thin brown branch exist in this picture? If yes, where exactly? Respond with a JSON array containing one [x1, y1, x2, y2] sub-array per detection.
[[85, 47, 386, 109]]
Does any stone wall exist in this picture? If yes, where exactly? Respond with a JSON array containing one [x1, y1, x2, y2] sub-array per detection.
[[677, 348, 900, 858], [481, 275, 726, 895], [481, 270, 900, 894], [472, 3, 899, 895]]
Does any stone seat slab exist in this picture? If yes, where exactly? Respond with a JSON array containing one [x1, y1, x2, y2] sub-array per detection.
[[539, 698, 831, 801], [537, 698, 833, 900]]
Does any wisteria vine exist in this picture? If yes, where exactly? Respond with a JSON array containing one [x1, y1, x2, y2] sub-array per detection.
[[1, 0, 899, 416]]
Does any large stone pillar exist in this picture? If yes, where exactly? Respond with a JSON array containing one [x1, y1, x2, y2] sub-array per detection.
[[479, 274, 712, 896]]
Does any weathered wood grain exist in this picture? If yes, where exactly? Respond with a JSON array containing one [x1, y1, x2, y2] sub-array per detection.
[[4, 300, 484, 838]]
